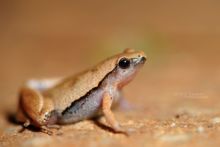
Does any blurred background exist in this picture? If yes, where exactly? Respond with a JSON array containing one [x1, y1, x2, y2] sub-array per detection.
[[0, 0, 220, 146]]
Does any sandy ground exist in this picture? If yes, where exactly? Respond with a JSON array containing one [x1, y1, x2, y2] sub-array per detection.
[[1, 0, 220, 147]]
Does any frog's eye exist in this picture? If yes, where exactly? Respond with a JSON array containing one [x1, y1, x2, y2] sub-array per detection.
[[119, 58, 130, 69]]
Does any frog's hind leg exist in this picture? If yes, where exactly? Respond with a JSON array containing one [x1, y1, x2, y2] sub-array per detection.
[[16, 79, 60, 134], [19, 78, 61, 125], [17, 87, 45, 127], [17, 87, 55, 133]]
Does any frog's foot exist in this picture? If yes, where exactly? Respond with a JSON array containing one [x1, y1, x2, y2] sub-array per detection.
[[41, 125, 63, 135], [22, 119, 30, 127], [112, 126, 131, 136], [16, 119, 30, 133], [41, 126, 54, 135], [46, 124, 61, 130]]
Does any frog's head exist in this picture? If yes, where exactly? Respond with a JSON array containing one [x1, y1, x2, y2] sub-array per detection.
[[109, 48, 147, 89]]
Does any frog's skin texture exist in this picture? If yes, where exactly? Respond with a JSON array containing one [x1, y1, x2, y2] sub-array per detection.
[[16, 48, 146, 135]]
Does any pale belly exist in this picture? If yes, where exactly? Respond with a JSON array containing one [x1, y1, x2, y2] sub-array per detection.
[[57, 88, 121, 124]]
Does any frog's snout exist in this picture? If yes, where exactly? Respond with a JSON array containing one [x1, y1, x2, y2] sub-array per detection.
[[140, 56, 146, 64], [132, 56, 146, 66]]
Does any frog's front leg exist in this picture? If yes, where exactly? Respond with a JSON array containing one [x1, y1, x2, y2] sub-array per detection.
[[16, 87, 55, 134], [102, 93, 128, 135]]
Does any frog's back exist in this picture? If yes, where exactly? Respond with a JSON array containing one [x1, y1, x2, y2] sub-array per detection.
[[43, 55, 118, 111]]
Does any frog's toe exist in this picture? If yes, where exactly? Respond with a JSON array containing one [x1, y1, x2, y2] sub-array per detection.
[[46, 124, 61, 130], [113, 127, 131, 136], [41, 126, 54, 135]]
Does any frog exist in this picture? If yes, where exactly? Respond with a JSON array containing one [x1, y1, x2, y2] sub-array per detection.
[[16, 48, 146, 135]]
